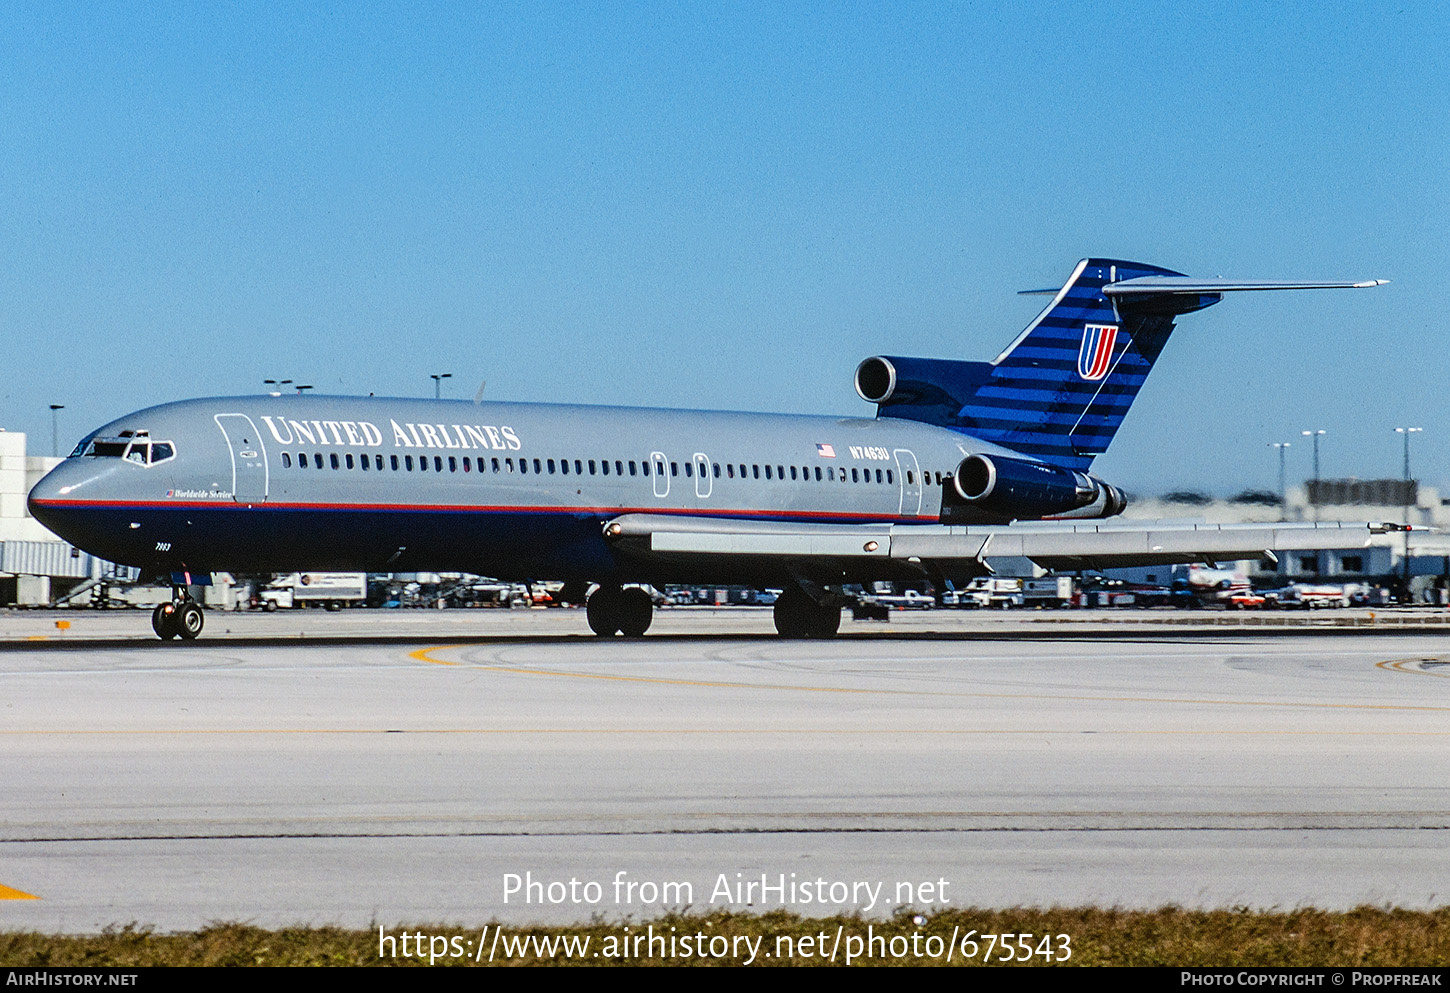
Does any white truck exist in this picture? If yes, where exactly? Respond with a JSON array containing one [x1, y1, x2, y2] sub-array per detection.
[[953, 577, 1024, 609], [259, 572, 368, 611], [1021, 576, 1075, 608]]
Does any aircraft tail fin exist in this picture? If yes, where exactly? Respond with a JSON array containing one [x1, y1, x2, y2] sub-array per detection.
[[856, 258, 1383, 471]]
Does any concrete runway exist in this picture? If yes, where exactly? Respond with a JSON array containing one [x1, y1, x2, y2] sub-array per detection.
[[2, 607, 1449, 930]]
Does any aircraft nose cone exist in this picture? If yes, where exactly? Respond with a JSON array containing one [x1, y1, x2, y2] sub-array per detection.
[[27, 463, 90, 544]]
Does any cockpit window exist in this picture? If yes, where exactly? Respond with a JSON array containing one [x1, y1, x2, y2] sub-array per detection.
[[81, 435, 177, 465]]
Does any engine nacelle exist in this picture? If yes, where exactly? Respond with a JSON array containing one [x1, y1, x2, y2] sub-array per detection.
[[951, 453, 1127, 521]]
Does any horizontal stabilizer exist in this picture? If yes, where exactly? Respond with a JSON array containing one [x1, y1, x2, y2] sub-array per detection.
[[1105, 277, 1388, 296]]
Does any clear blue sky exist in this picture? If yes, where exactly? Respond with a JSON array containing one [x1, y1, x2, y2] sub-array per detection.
[[2, 2, 1445, 496]]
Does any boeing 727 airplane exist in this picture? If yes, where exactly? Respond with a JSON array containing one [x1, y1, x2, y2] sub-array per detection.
[[27, 258, 1391, 640]]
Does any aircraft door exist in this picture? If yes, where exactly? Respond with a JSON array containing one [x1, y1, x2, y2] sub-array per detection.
[[894, 448, 922, 516], [693, 453, 712, 499], [214, 414, 269, 505], [650, 452, 670, 498]]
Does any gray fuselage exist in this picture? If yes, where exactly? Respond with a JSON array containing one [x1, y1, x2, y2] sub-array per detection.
[[29, 395, 1022, 586]]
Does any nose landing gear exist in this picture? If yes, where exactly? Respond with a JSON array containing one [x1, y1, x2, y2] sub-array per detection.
[[151, 594, 204, 641]]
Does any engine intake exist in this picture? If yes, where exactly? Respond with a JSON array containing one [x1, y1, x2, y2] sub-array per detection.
[[854, 357, 898, 404], [951, 454, 1126, 520]]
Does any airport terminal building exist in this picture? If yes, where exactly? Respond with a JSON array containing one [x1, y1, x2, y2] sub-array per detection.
[[0, 430, 132, 605], [1096, 481, 1450, 600]]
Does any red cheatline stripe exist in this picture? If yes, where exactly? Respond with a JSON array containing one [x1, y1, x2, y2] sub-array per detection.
[[31, 499, 938, 523]]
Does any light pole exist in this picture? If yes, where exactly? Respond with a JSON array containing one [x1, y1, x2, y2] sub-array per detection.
[[1395, 427, 1422, 596], [1395, 426, 1421, 482], [49, 404, 64, 458], [1301, 429, 1325, 520], [431, 373, 453, 399], [1269, 442, 1291, 520]]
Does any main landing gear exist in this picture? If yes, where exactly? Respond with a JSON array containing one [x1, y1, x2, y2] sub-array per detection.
[[772, 588, 841, 639], [586, 584, 654, 637], [151, 592, 204, 641]]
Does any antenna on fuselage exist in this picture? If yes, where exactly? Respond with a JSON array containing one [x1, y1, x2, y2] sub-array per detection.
[[473, 380, 487, 405]]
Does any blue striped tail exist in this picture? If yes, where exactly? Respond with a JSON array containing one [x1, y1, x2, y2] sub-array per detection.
[[863, 258, 1216, 471]]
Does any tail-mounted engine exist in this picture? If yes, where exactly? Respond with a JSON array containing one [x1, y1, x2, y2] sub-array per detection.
[[944, 453, 1127, 523]]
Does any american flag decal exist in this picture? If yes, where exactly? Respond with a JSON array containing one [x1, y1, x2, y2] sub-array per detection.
[[816, 443, 836, 458], [1077, 324, 1119, 381]]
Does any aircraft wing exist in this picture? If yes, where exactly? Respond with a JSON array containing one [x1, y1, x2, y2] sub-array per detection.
[[604, 514, 1415, 573]]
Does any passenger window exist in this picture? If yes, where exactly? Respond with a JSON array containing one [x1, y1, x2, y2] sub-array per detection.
[[814, 467, 822, 481], [391, 455, 399, 471], [519, 459, 527, 474], [777, 465, 784, 480], [764, 465, 772, 480], [601, 460, 609, 476], [684, 463, 692, 478], [282, 453, 292, 468], [575, 460, 583, 475], [614, 460, 622, 475], [851, 468, 858, 482], [713, 463, 721, 478], [789, 466, 797, 480], [491, 457, 500, 473], [670, 462, 678, 477], [886, 470, 893, 484], [559, 459, 567, 475], [907, 471, 913, 484], [405, 455, 414, 471], [629, 461, 636, 476], [875, 469, 882, 483], [462, 457, 470, 472], [752, 465, 760, 479], [727, 464, 735, 479], [420, 456, 428, 471], [330, 453, 340, 470], [533, 459, 541, 473], [589, 460, 597, 475], [346, 454, 355, 469]]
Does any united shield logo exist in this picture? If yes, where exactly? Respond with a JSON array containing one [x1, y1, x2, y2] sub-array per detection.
[[1077, 324, 1119, 381]]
